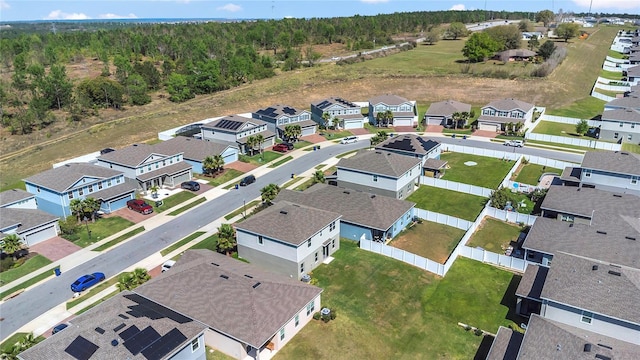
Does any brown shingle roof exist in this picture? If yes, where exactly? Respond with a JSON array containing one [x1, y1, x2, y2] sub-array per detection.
[[369, 94, 410, 106], [234, 201, 341, 246], [152, 137, 237, 162], [485, 326, 523, 360], [425, 100, 471, 117], [24, 163, 123, 192], [375, 134, 440, 156], [483, 98, 534, 112], [581, 151, 640, 176], [0, 189, 34, 207], [134, 250, 322, 349], [337, 149, 421, 178]]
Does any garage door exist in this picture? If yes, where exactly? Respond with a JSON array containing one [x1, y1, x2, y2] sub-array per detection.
[[426, 117, 444, 126], [24, 224, 58, 246], [107, 194, 133, 213], [393, 118, 412, 127], [172, 171, 191, 185], [222, 151, 238, 164], [301, 126, 316, 136], [343, 120, 362, 130], [478, 122, 499, 132]]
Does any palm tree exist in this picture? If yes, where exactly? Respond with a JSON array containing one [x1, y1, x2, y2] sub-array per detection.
[[83, 197, 101, 222], [1, 234, 24, 258], [332, 116, 341, 130], [260, 183, 281, 205], [451, 112, 461, 130], [255, 134, 265, 155], [217, 223, 236, 256], [375, 112, 385, 127], [116, 272, 135, 292], [202, 155, 216, 175], [291, 125, 301, 141], [149, 185, 160, 197], [513, 122, 524, 135], [212, 154, 225, 173], [312, 170, 325, 184], [116, 268, 150, 291], [246, 136, 257, 155], [384, 110, 394, 127], [321, 112, 331, 128], [69, 198, 84, 223], [284, 125, 295, 142]]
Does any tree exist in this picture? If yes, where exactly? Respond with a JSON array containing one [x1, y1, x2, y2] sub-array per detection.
[[485, 25, 522, 51], [217, 223, 236, 256], [369, 130, 389, 146], [527, 35, 540, 51], [212, 154, 225, 173], [303, 46, 322, 67], [149, 185, 160, 198], [69, 198, 84, 223], [1, 234, 25, 257], [166, 73, 194, 103], [321, 112, 331, 128], [255, 134, 264, 155], [312, 170, 325, 184], [202, 155, 216, 175], [260, 183, 280, 205], [444, 22, 468, 40], [423, 27, 441, 45], [576, 119, 589, 135], [490, 187, 518, 210], [41, 64, 73, 110], [76, 77, 124, 109], [82, 197, 101, 222], [537, 40, 556, 60], [289, 124, 302, 141], [535, 10, 555, 27], [518, 19, 533, 32], [555, 23, 580, 42], [451, 111, 470, 129], [133, 60, 162, 89], [246, 136, 257, 155], [116, 268, 150, 291], [462, 32, 500, 62], [125, 74, 151, 106], [283, 125, 296, 142]]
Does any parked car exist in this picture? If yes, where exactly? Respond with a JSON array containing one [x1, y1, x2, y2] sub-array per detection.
[[239, 174, 256, 186], [282, 142, 295, 150], [52, 323, 68, 335], [126, 199, 153, 215], [340, 136, 358, 144], [71, 272, 105, 292], [13, 249, 29, 259], [161, 260, 176, 273], [504, 140, 524, 147], [272, 143, 289, 153], [181, 181, 200, 191]]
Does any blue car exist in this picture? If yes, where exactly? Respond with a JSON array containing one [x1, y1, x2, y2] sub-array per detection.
[[70, 272, 105, 292]]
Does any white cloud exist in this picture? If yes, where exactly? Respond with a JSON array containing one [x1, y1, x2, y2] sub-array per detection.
[[572, 0, 640, 10], [44, 10, 90, 20], [217, 3, 242, 12], [98, 13, 138, 19], [450, 4, 465, 11], [361, 0, 389, 4], [0, 0, 10, 10]]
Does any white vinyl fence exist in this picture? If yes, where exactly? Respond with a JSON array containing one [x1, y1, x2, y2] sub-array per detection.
[[484, 206, 537, 226], [500, 156, 523, 188], [596, 76, 631, 89], [413, 208, 473, 231], [440, 143, 520, 161], [525, 133, 622, 151], [593, 82, 630, 92], [522, 155, 579, 170], [419, 176, 492, 197], [590, 89, 615, 102], [459, 246, 527, 272], [605, 55, 626, 64], [360, 240, 446, 276]]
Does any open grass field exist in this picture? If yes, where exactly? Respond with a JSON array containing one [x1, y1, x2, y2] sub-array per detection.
[[407, 186, 487, 221], [276, 241, 522, 359], [440, 152, 514, 189], [390, 220, 466, 263], [532, 120, 581, 137], [512, 163, 562, 185], [63, 216, 135, 247], [467, 218, 523, 253], [0, 26, 621, 191]]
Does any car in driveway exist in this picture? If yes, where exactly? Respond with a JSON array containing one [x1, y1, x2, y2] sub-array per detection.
[[71, 272, 105, 292], [181, 181, 200, 191], [340, 136, 358, 144], [239, 174, 256, 186], [126, 199, 153, 215], [272, 143, 289, 153], [504, 140, 524, 147], [52, 323, 68, 335], [161, 260, 176, 272]]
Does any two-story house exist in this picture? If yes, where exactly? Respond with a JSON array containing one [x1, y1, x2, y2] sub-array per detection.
[[596, 108, 640, 142], [153, 136, 239, 174], [477, 98, 535, 132], [24, 163, 137, 217], [0, 189, 60, 246], [603, 93, 640, 111], [623, 64, 640, 85], [276, 184, 415, 243], [200, 114, 275, 155], [336, 149, 421, 199], [235, 201, 341, 279], [97, 143, 193, 192], [252, 104, 316, 139], [578, 151, 640, 196], [423, 99, 471, 127], [310, 96, 365, 130], [374, 134, 442, 168], [368, 94, 417, 127]]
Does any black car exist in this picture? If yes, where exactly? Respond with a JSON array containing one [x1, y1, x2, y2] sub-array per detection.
[[13, 249, 29, 259], [282, 142, 295, 150], [239, 175, 256, 186], [52, 323, 68, 335], [181, 181, 200, 191]]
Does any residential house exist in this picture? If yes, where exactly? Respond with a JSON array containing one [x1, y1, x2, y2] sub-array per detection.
[[153, 136, 239, 174], [521, 31, 543, 40], [335, 149, 421, 199], [235, 201, 341, 279], [19, 291, 208, 360], [374, 134, 442, 168], [134, 249, 323, 360], [24, 163, 137, 217], [252, 104, 316, 139], [578, 151, 640, 195], [276, 183, 415, 242], [496, 49, 536, 62], [477, 98, 535, 132], [423, 100, 471, 127], [1, 189, 60, 245], [485, 326, 523, 360], [368, 94, 418, 127], [97, 143, 193, 192], [597, 108, 640, 143], [623, 64, 640, 85], [629, 52, 640, 65], [200, 114, 275, 155], [310, 96, 365, 130], [603, 93, 640, 111]]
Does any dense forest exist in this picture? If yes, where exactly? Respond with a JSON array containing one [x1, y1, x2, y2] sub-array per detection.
[[1, 9, 537, 135]]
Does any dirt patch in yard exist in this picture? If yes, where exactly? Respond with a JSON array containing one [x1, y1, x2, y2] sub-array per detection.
[[390, 221, 466, 264]]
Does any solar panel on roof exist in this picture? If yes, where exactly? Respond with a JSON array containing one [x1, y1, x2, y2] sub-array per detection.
[[124, 326, 161, 355], [64, 336, 99, 360], [283, 106, 297, 115], [95, 327, 105, 334], [113, 323, 126, 332], [119, 325, 141, 341], [140, 328, 188, 360]]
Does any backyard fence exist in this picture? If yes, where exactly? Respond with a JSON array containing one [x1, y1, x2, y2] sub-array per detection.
[[484, 206, 537, 226], [459, 246, 527, 272], [419, 176, 492, 197], [440, 143, 520, 161], [500, 156, 523, 188], [525, 133, 622, 151], [590, 89, 616, 102], [602, 63, 622, 72], [504, 180, 540, 194], [360, 240, 446, 276], [522, 155, 579, 170], [593, 82, 630, 92], [605, 55, 627, 64], [413, 208, 473, 231], [596, 76, 631, 88]]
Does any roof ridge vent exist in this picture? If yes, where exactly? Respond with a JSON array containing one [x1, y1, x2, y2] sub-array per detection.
[[211, 262, 219, 266], [597, 343, 613, 350], [607, 270, 621, 276], [220, 274, 229, 279], [625, 236, 636, 240], [252, 282, 261, 289], [613, 194, 622, 197], [244, 274, 253, 278], [596, 230, 607, 235], [343, 191, 350, 194], [280, 210, 288, 215]]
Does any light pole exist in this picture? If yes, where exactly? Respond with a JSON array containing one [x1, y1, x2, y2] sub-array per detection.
[[83, 216, 91, 239], [243, 199, 246, 219]]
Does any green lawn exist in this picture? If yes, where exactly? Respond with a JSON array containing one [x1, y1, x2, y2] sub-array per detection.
[[276, 241, 522, 359], [153, 191, 196, 213], [524, 139, 599, 152], [62, 216, 135, 247], [510, 192, 535, 215], [408, 186, 487, 221], [1, 333, 44, 353], [607, 49, 626, 59], [0, 269, 54, 299], [622, 143, 640, 154], [532, 120, 581, 137], [75, 290, 119, 315], [268, 155, 293, 168], [599, 69, 623, 80], [239, 151, 283, 165], [160, 231, 206, 256], [292, 140, 312, 149], [190, 233, 219, 252], [168, 197, 206, 215], [320, 129, 354, 140], [440, 152, 514, 189], [224, 200, 260, 220], [467, 218, 523, 253], [390, 220, 466, 263], [335, 149, 358, 159], [513, 163, 562, 185], [293, 178, 315, 191], [546, 97, 606, 120], [206, 346, 236, 360], [0, 255, 51, 285], [443, 128, 473, 135], [198, 169, 244, 186], [93, 226, 145, 251]]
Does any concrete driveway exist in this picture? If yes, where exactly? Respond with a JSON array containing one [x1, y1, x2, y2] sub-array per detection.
[[29, 237, 82, 262]]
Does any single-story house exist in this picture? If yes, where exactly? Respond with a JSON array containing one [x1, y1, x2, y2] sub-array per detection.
[[521, 31, 543, 40], [423, 100, 471, 127], [200, 114, 276, 155], [477, 98, 535, 132], [310, 96, 365, 130], [496, 49, 536, 62], [368, 94, 418, 127], [0, 208, 60, 246], [374, 134, 442, 167], [153, 136, 239, 174], [252, 104, 316, 139], [235, 201, 341, 279]]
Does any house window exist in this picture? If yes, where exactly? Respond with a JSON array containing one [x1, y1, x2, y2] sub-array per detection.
[[279, 328, 285, 341], [116, 178, 121, 184], [584, 169, 592, 178], [68, 191, 73, 200], [614, 132, 619, 139], [78, 188, 84, 196], [373, 175, 378, 182], [632, 123, 636, 129], [581, 311, 593, 324], [156, 163, 159, 169], [330, 221, 336, 231], [300, 262, 304, 273], [148, 165, 151, 171], [36, 186, 40, 193], [98, 182, 103, 190], [628, 134, 633, 141], [619, 122, 624, 127], [632, 176, 638, 185], [191, 338, 200, 352], [258, 236, 263, 245], [307, 239, 312, 247], [332, 239, 335, 248], [560, 214, 574, 222], [306, 301, 315, 315], [315, 252, 318, 263], [109, 164, 113, 168], [295, 315, 300, 327], [88, 185, 93, 193]]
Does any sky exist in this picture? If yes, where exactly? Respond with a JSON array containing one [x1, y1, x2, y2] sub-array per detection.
[[0, 0, 638, 22]]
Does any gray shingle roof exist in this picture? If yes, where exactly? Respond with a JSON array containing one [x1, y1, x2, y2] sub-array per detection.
[[605, 94, 640, 109], [485, 326, 523, 360], [0, 189, 34, 207], [0, 208, 58, 235], [626, 64, 640, 77], [581, 151, 640, 176], [24, 163, 124, 193], [425, 100, 471, 117], [137, 161, 191, 182], [337, 149, 421, 178], [19, 291, 207, 360], [276, 119, 317, 130], [234, 201, 341, 246], [202, 114, 266, 132], [375, 134, 440, 157], [423, 159, 448, 170], [369, 94, 410, 106], [540, 252, 640, 325], [275, 184, 415, 231], [134, 249, 322, 349], [517, 314, 640, 360], [600, 107, 640, 123], [98, 143, 170, 167], [91, 178, 138, 202], [483, 98, 534, 112], [559, 166, 581, 182], [253, 104, 308, 119], [515, 264, 548, 300], [540, 185, 639, 218], [153, 137, 237, 162]]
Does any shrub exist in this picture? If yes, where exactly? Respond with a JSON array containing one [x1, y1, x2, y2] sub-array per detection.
[[313, 312, 321, 321], [474, 328, 483, 336], [329, 309, 337, 320]]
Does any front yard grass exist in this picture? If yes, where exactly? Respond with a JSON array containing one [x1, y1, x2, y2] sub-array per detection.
[[599, 69, 623, 80], [0, 255, 51, 286], [190, 233, 219, 252], [63, 216, 135, 247], [512, 163, 562, 185], [532, 120, 581, 137], [390, 220, 466, 264], [407, 186, 487, 221], [467, 218, 523, 254], [440, 152, 514, 189], [320, 129, 354, 140], [153, 191, 196, 213], [622, 143, 640, 154], [224, 200, 260, 220], [93, 226, 145, 251], [268, 155, 293, 168], [197, 169, 244, 187], [276, 241, 522, 359], [239, 151, 283, 165], [1, 333, 44, 353], [160, 231, 206, 256]]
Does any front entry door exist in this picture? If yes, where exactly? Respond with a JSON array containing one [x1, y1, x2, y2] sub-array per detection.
[[323, 244, 330, 258]]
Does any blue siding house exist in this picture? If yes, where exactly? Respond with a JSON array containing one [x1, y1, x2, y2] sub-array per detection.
[[24, 163, 137, 217], [153, 136, 239, 174], [577, 151, 640, 196]]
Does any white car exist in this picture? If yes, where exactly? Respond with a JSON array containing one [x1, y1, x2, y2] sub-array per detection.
[[331, 56, 341, 61], [340, 136, 358, 144], [161, 260, 176, 272], [504, 140, 524, 147]]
